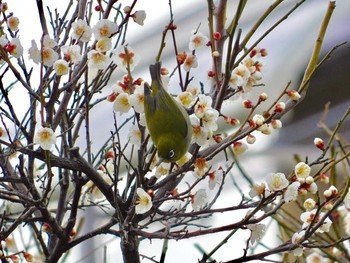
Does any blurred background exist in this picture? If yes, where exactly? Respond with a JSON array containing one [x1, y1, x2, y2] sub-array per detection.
[[9, 0, 350, 262]]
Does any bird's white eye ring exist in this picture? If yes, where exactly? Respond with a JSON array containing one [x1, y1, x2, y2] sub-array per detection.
[[169, 150, 175, 158]]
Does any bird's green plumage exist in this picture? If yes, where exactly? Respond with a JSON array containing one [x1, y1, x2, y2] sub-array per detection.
[[144, 62, 192, 162]]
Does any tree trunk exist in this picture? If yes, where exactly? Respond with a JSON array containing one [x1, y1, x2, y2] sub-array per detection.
[[121, 232, 140, 263]]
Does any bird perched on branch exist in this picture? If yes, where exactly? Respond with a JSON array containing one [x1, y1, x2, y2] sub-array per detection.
[[144, 61, 192, 163]]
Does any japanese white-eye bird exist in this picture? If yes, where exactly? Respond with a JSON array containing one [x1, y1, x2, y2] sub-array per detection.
[[144, 61, 192, 162]]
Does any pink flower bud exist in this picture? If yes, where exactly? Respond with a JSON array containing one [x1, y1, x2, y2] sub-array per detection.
[[271, 119, 282, 129], [213, 32, 221, 40], [259, 48, 268, 57], [230, 118, 240, 126], [314, 137, 325, 151], [242, 99, 253, 109], [107, 92, 117, 102], [23, 252, 34, 262], [274, 102, 286, 113], [287, 90, 301, 101], [207, 70, 215, 77], [259, 92, 268, 102], [320, 173, 329, 184], [250, 48, 257, 57]]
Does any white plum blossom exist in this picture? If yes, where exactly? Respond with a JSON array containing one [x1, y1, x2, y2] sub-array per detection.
[[186, 82, 200, 97], [208, 167, 223, 190], [87, 50, 111, 70], [34, 127, 56, 150], [71, 19, 92, 42], [201, 108, 219, 131], [93, 19, 118, 40], [190, 116, 209, 146], [292, 230, 305, 244], [177, 91, 194, 108], [7, 38, 23, 58], [113, 93, 131, 113], [84, 170, 112, 201], [284, 181, 300, 202], [323, 185, 338, 198], [306, 252, 328, 263], [232, 64, 250, 83], [193, 158, 209, 177], [247, 223, 266, 245], [28, 40, 59, 67], [54, 59, 69, 76], [96, 37, 112, 52], [295, 162, 311, 178], [129, 86, 145, 113], [28, 40, 41, 64], [183, 54, 198, 72], [249, 183, 266, 198], [43, 35, 57, 48], [112, 46, 140, 72], [304, 198, 316, 211], [228, 72, 244, 89], [191, 189, 207, 211], [61, 45, 82, 64], [233, 141, 248, 155], [300, 209, 332, 233], [195, 95, 212, 112], [132, 10, 146, 26], [252, 114, 265, 126], [266, 172, 289, 192], [128, 125, 142, 146], [135, 188, 152, 214], [189, 31, 209, 51], [7, 16, 20, 31], [308, 182, 318, 194]]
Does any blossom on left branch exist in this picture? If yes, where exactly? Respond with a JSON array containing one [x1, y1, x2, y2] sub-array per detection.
[[34, 127, 56, 151]]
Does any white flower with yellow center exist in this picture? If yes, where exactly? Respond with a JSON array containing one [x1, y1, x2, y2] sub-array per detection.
[[266, 172, 289, 192], [135, 188, 152, 214], [87, 50, 111, 70], [71, 19, 92, 42], [7, 16, 19, 31], [54, 59, 69, 76], [284, 181, 300, 202], [295, 162, 311, 179], [96, 38, 112, 52], [189, 31, 209, 51], [61, 45, 82, 64], [129, 86, 144, 113], [93, 19, 118, 40], [34, 127, 56, 150], [113, 93, 131, 113]]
